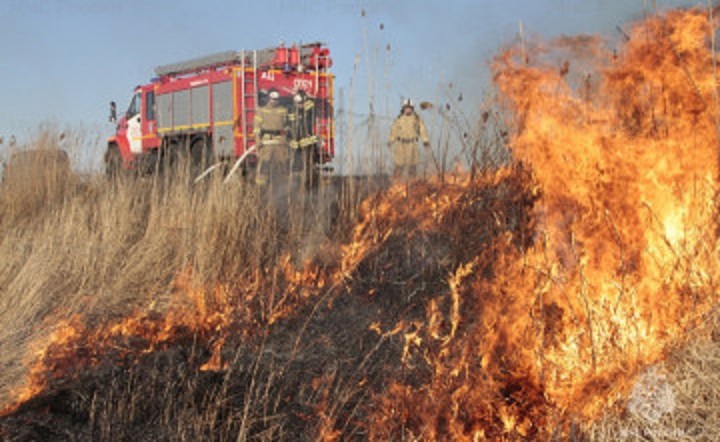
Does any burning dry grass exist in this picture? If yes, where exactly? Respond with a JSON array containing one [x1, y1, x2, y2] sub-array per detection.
[[0, 132, 394, 439], [0, 152, 717, 440], [0, 143, 347, 394], [0, 165, 537, 440]]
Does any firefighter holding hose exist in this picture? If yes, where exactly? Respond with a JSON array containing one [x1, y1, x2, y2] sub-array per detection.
[[388, 99, 430, 178], [254, 90, 290, 187]]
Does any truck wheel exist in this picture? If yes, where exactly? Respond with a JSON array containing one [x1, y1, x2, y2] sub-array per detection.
[[105, 145, 124, 179], [160, 139, 179, 174], [191, 137, 211, 166], [190, 137, 212, 179]]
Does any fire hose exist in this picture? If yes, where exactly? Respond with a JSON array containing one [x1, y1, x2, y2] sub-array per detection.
[[223, 145, 256, 184], [193, 162, 224, 184], [192, 146, 257, 185]]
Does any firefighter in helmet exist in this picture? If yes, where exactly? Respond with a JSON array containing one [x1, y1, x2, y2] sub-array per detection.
[[387, 99, 430, 178], [288, 90, 318, 187], [253, 90, 290, 187]]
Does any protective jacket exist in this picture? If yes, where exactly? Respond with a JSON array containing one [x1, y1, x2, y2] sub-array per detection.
[[253, 104, 290, 186], [289, 99, 317, 149], [254, 105, 289, 141], [388, 113, 429, 166]]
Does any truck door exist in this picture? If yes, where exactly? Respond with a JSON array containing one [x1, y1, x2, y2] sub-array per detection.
[[141, 90, 159, 149], [126, 91, 142, 154]]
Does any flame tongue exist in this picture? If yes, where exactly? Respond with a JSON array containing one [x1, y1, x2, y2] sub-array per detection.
[[369, 8, 720, 439], [489, 6, 719, 420]]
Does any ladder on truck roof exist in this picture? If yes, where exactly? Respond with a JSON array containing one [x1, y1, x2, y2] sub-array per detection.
[[154, 42, 328, 77], [240, 50, 259, 155], [155, 51, 243, 77]]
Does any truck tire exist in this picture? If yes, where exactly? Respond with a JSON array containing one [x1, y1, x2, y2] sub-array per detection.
[[105, 144, 124, 179], [189, 137, 212, 180], [191, 137, 211, 166]]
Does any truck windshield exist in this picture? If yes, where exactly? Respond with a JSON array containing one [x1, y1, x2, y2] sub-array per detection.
[[126, 92, 141, 118]]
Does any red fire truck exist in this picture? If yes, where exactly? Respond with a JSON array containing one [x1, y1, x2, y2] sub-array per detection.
[[106, 42, 334, 179]]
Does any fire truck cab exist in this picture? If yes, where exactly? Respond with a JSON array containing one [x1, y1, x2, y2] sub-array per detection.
[[106, 42, 334, 180]]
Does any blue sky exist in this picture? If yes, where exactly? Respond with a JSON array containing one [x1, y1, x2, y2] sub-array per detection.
[[0, 0, 697, 167]]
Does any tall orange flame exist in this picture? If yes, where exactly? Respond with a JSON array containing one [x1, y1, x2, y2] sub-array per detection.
[[492, 7, 720, 411], [368, 7, 720, 439]]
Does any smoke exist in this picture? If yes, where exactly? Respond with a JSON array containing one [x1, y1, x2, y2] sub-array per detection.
[[0, 0, 700, 173], [334, 1, 697, 175]]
